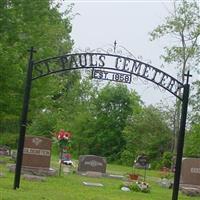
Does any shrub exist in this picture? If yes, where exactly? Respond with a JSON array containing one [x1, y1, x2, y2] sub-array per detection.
[[27, 112, 57, 137], [162, 152, 173, 168], [120, 150, 135, 166], [151, 160, 162, 170], [129, 183, 141, 192], [0, 133, 18, 149]]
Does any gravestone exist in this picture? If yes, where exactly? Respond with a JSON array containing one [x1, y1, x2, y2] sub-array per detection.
[[19, 136, 56, 176], [83, 181, 104, 187], [158, 178, 173, 189], [134, 155, 149, 182], [180, 158, 200, 197], [78, 155, 106, 174], [180, 158, 200, 186], [0, 146, 11, 156], [134, 155, 149, 169], [22, 136, 51, 168]]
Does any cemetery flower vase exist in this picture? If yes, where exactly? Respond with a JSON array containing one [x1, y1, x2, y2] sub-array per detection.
[[129, 174, 139, 180], [54, 129, 72, 176]]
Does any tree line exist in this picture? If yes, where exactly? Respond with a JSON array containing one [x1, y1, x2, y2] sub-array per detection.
[[0, 0, 199, 168]]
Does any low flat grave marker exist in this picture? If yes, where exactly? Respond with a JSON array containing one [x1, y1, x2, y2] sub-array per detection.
[[83, 181, 104, 187]]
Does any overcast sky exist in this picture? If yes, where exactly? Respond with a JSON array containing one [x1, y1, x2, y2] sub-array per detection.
[[60, 0, 197, 106]]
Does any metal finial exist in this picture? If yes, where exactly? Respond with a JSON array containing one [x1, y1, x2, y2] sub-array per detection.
[[27, 47, 36, 61], [184, 70, 192, 84], [28, 46, 36, 53], [114, 40, 117, 53]]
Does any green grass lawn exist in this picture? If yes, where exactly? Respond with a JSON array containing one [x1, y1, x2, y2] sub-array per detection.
[[0, 156, 199, 200]]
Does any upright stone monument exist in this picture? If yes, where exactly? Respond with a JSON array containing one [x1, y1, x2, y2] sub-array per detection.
[[20, 136, 56, 176], [78, 155, 106, 174], [180, 158, 200, 186], [134, 155, 149, 169], [22, 136, 51, 168], [180, 158, 200, 196]]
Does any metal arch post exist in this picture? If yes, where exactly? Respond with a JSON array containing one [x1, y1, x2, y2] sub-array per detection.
[[13, 47, 35, 189], [172, 83, 190, 200]]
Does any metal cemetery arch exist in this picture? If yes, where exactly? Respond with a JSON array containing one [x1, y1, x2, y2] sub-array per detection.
[[14, 47, 191, 200]]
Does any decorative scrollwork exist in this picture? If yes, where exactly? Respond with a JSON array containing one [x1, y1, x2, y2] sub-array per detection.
[[132, 75, 139, 82], [141, 78, 149, 85], [73, 42, 139, 59], [158, 86, 167, 94]]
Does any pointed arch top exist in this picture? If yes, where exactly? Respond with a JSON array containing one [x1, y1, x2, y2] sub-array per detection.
[[32, 52, 184, 101]]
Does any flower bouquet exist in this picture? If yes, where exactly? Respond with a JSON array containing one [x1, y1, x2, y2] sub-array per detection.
[[120, 181, 150, 193], [130, 181, 150, 193], [54, 129, 72, 175], [56, 129, 71, 147]]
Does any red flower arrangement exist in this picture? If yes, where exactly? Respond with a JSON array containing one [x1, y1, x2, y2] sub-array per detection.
[[55, 129, 71, 148], [54, 129, 73, 174], [56, 129, 71, 140]]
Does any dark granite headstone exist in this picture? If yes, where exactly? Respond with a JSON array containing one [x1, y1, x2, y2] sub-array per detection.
[[22, 136, 52, 171], [135, 155, 149, 169], [180, 158, 200, 186], [78, 155, 106, 173]]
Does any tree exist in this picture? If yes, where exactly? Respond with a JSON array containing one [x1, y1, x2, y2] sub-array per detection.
[[28, 72, 97, 154], [156, 101, 178, 153], [184, 123, 200, 157], [54, 75, 98, 156], [89, 83, 141, 162], [189, 80, 200, 125], [150, 0, 200, 153], [184, 80, 200, 158], [150, 0, 200, 81], [122, 105, 172, 166], [0, 0, 73, 133]]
